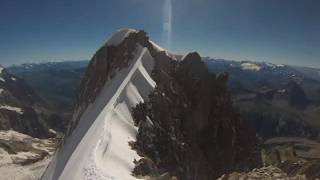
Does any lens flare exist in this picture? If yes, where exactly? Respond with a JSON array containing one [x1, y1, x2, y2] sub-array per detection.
[[163, 0, 172, 48]]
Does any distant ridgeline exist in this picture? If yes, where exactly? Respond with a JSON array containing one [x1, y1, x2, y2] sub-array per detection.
[[204, 59, 320, 139]]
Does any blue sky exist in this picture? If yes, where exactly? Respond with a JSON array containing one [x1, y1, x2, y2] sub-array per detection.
[[0, 0, 319, 67]]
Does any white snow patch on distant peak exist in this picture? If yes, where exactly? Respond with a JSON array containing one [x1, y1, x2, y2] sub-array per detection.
[[266, 63, 276, 68], [49, 129, 57, 134], [0, 77, 5, 82], [0, 66, 4, 74], [266, 62, 285, 68], [11, 77, 16, 81], [0, 105, 23, 114], [107, 29, 138, 46], [277, 89, 286, 94], [241, 62, 261, 71]]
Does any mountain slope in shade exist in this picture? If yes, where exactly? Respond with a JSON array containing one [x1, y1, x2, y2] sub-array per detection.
[[0, 66, 61, 180], [0, 65, 51, 138], [7, 61, 88, 113], [42, 29, 261, 180]]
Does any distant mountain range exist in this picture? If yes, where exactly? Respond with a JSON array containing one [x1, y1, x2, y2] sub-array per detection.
[[6, 58, 320, 140], [204, 59, 320, 139], [7, 61, 89, 114], [0, 65, 61, 137]]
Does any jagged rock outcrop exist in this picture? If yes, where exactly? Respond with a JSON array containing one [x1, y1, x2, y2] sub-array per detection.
[[131, 50, 262, 179]]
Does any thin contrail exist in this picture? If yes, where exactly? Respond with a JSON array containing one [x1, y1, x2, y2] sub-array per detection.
[[163, 0, 172, 48]]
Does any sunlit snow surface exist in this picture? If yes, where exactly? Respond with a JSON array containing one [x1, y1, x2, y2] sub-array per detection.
[[42, 37, 156, 180]]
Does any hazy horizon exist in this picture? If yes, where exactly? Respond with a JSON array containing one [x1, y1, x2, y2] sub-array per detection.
[[4, 52, 320, 70]]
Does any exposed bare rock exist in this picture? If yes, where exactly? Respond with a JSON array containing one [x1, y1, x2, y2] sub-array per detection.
[[218, 166, 307, 180], [0, 130, 57, 180], [262, 137, 320, 179], [131, 49, 262, 179]]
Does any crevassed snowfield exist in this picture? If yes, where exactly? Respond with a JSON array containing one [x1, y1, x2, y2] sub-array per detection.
[[42, 31, 156, 180]]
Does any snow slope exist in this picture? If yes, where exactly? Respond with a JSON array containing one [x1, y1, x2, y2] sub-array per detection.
[[42, 33, 156, 180]]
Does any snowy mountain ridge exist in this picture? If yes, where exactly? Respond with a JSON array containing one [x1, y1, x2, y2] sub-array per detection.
[[42, 29, 262, 180], [42, 29, 158, 180]]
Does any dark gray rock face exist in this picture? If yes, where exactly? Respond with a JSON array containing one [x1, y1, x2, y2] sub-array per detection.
[[218, 166, 307, 180], [131, 48, 262, 179]]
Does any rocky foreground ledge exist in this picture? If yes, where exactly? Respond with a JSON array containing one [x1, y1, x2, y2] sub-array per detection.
[[218, 166, 307, 180], [0, 130, 58, 180]]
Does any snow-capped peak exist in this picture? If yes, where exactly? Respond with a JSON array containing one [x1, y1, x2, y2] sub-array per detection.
[[106, 28, 138, 46], [0, 105, 23, 114]]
